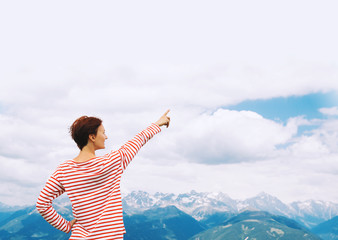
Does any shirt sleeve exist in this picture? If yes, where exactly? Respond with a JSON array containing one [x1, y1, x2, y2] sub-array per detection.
[[36, 169, 71, 233], [118, 123, 161, 171]]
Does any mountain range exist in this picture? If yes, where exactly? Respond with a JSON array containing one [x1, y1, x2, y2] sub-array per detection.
[[0, 190, 337, 240], [122, 190, 338, 229]]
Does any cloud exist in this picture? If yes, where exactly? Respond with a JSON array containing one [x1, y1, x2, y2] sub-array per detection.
[[122, 153, 338, 203], [0, 113, 75, 163], [1, 64, 337, 120], [284, 118, 338, 158], [320, 106, 338, 116], [171, 109, 305, 164]]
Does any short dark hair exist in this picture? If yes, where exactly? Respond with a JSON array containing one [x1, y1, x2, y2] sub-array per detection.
[[70, 116, 102, 150]]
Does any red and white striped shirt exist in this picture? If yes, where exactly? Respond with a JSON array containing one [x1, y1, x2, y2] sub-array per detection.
[[36, 123, 161, 239]]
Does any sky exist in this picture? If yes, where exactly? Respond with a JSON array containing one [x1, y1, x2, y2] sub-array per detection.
[[0, 0, 338, 206]]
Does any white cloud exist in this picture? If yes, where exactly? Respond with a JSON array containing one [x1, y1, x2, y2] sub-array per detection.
[[0, 156, 48, 186], [122, 154, 338, 203], [288, 135, 330, 157], [320, 106, 338, 116], [172, 109, 301, 164], [285, 118, 338, 157]]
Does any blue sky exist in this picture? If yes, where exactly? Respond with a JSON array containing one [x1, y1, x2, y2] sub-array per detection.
[[225, 91, 338, 139], [227, 91, 338, 122]]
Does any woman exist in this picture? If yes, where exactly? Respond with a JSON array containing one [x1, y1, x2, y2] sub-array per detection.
[[36, 110, 171, 239]]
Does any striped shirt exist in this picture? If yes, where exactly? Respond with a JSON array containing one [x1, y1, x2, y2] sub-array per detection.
[[36, 123, 161, 239]]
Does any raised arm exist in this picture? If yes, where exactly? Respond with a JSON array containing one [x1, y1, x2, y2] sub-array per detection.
[[118, 110, 170, 170], [36, 170, 74, 233]]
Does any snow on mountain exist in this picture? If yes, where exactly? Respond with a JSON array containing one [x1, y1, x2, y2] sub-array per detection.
[[122, 190, 338, 228], [291, 200, 338, 220], [290, 200, 338, 228], [175, 191, 237, 220], [240, 192, 296, 217], [123, 190, 237, 220]]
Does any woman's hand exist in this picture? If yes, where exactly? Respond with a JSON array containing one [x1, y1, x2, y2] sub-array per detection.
[[155, 110, 171, 128], [70, 219, 77, 230]]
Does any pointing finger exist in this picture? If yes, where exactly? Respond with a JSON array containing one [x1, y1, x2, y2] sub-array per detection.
[[163, 109, 170, 116]]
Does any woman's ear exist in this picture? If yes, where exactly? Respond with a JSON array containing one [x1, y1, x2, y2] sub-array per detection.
[[89, 134, 96, 142]]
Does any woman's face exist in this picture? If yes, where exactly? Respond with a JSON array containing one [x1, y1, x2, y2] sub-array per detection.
[[93, 124, 108, 150]]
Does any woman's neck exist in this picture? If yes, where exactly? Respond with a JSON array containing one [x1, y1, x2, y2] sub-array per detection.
[[73, 145, 96, 162]]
